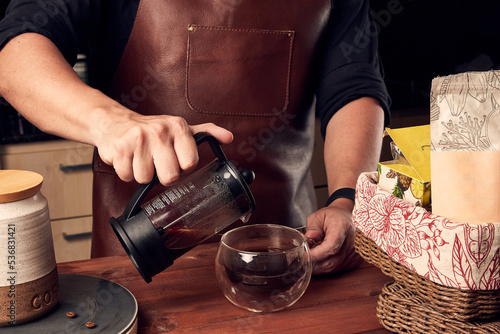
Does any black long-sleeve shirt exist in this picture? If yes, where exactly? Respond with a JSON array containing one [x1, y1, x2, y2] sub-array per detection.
[[0, 0, 391, 136]]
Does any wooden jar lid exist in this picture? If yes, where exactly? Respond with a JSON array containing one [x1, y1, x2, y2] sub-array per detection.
[[0, 170, 44, 203]]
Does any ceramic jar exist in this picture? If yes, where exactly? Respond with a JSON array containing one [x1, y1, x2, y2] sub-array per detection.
[[0, 170, 59, 326]]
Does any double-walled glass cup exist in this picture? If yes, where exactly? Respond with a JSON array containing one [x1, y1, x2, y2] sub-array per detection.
[[215, 224, 312, 313]]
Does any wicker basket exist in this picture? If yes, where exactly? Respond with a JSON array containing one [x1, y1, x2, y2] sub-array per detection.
[[377, 282, 500, 333], [354, 228, 500, 322]]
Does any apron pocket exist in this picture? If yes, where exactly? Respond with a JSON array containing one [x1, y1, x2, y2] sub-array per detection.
[[186, 25, 294, 116]]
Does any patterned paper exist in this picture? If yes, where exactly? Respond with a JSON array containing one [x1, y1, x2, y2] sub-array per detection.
[[430, 71, 500, 224], [430, 70, 500, 151], [353, 172, 500, 291]]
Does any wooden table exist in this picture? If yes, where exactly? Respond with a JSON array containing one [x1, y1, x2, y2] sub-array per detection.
[[58, 243, 393, 333]]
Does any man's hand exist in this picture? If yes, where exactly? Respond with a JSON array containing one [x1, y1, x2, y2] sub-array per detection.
[[94, 110, 233, 186], [305, 199, 364, 275]]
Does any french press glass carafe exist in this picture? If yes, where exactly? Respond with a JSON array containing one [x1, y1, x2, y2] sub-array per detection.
[[110, 132, 256, 282]]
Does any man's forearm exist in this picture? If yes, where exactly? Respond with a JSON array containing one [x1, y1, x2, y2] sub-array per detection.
[[323, 97, 385, 207], [0, 33, 126, 146]]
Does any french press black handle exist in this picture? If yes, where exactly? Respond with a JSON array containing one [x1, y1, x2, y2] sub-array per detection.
[[121, 132, 227, 221]]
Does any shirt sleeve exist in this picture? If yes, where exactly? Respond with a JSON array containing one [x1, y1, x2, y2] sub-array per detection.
[[316, 0, 391, 138], [0, 0, 101, 65]]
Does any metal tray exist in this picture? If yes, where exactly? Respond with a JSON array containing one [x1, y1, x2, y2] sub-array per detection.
[[3, 274, 138, 333]]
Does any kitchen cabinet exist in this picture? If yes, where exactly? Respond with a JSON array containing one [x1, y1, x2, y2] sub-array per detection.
[[51, 216, 93, 263], [0, 140, 94, 262]]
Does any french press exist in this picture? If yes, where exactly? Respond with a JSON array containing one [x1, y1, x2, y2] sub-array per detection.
[[110, 132, 256, 283]]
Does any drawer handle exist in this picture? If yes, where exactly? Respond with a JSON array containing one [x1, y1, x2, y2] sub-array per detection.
[[59, 163, 92, 172], [62, 231, 92, 241]]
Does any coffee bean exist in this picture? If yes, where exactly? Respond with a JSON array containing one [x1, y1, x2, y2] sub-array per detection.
[[85, 321, 96, 328], [66, 311, 76, 318]]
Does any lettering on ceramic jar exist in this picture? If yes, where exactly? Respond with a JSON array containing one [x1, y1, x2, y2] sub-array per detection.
[[31, 284, 57, 311]]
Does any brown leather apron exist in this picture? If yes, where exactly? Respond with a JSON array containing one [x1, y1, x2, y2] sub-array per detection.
[[92, 0, 331, 257]]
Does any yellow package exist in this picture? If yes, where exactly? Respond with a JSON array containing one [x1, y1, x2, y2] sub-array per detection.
[[377, 125, 431, 209]]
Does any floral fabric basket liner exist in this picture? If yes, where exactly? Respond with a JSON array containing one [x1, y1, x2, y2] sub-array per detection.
[[353, 172, 500, 291]]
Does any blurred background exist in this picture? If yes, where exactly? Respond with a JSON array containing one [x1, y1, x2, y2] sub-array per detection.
[[371, 0, 500, 126]]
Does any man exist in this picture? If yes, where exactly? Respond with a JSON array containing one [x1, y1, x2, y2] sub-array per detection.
[[0, 0, 390, 274]]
